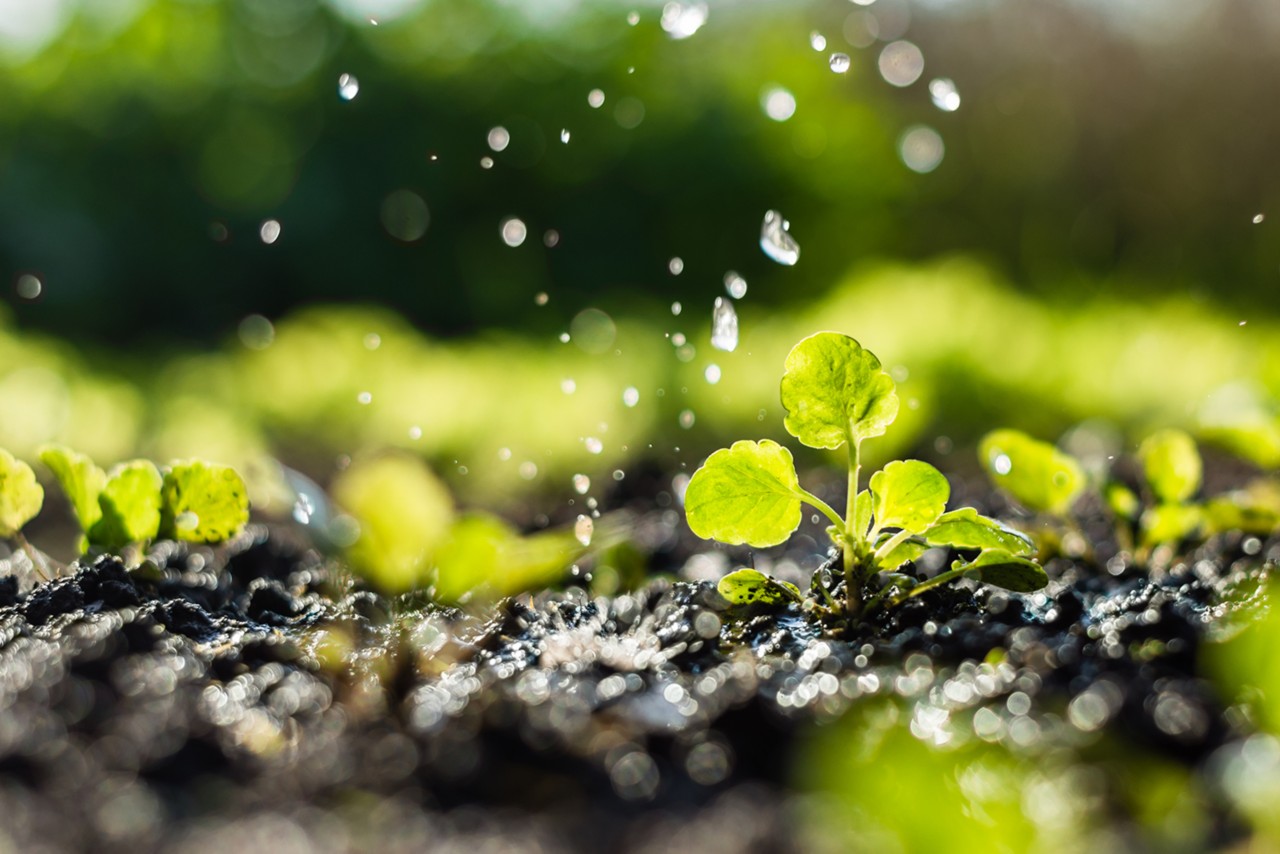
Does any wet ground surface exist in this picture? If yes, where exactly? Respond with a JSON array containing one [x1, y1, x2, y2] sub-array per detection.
[[0, 515, 1272, 852]]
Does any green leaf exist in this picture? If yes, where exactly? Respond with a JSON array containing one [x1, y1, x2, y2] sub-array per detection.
[[39, 444, 105, 534], [430, 514, 581, 605], [879, 539, 930, 572], [332, 454, 454, 594], [870, 460, 949, 534], [685, 439, 803, 547], [91, 460, 163, 548], [853, 489, 872, 538], [1104, 481, 1141, 521], [1203, 481, 1280, 535], [780, 332, 898, 450], [716, 568, 804, 607], [1138, 428, 1202, 504], [923, 508, 1034, 556], [956, 549, 1048, 593], [160, 459, 251, 544], [0, 449, 42, 539], [1139, 503, 1203, 548], [979, 429, 1086, 516]]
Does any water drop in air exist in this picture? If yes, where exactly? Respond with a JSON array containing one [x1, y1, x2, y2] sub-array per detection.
[[810, 31, 827, 51], [575, 515, 594, 546], [560, 128, 571, 143], [623, 387, 640, 407], [705, 364, 721, 384], [668, 257, 684, 275], [585, 437, 604, 454], [829, 53, 851, 74], [544, 230, 561, 247], [534, 292, 549, 306], [259, 219, 281, 244], [559, 332, 571, 343], [357, 391, 372, 405], [561, 378, 576, 394], [660, 2, 708, 39], [238, 314, 274, 350], [15, 274, 42, 300], [899, 126, 945, 173], [760, 86, 797, 122], [363, 333, 381, 350], [1253, 213, 1266, 224], [487, 126, 510, 152], [724, 271, 747, 299], [627, 11, 640, 25], [337, 73, 359, 101], [588, 89, 606, 108], [929, 78, 961, 112], [573, 474, 591, 495], [175, 511, 199, 532], [679, 409, 696, 429], [711, 297, 739, 352], [409, 425, 422, 440], [671, 301, 682, 316], [501, 217, 528, 247], [760, 210, 800, 265], [993, 454, 1012, 475], [519, 462, 538, 480], [879, 41, 925, 87], [480, 157, 494, 169]]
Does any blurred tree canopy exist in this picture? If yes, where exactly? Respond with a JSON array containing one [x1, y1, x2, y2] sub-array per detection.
[[3, 0, 1280, 348]]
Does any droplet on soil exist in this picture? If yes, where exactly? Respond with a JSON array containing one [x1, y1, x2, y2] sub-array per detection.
[[574, 514, 594, 545], [711, 297, 738, 352], [760, 210, 800, 265], [337, 73, 359, 101]]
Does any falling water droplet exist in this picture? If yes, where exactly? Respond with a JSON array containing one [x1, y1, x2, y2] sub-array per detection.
[[809, 31, 827, 51], [671, 301, 682, 316], [929, 78, 961, 112], [238, 314, 274, 350], [760, 86, 797, 122], [573, 474, 591, 494], [585, 437, 604, 454], [559, 332, 571, 343], [561, 378, 577, 394], [519, 461, 538, 480], [627, 11, 640, 25], [660, 2, 708, 39], [724, 271, 747, 299], [760, 210, 800, 265], [337, 73, 360, 101], [357, 391, 373, 405], [679, 409, 696, 429], [993, 454, 1012, 475], [623, 387, 640, 407], [588, 89, 606, 108], [501, 217, 528, 247], [705, 364, 721, 384], [480, 157, 494, 169], [408, 425, 423, 440], [711, 297, 738, 352], [15, 274, 42, 300], [487, 126, 510, 152], [879, 41, 925, 87], [829, 52, 851, 74], [899, 126, 945, 173], [363, 333, 381, 350], [575, 514, 594, 546], [1253, 213, 1266, 224], [535, 292, 549, 306], [259, 219, 281, 244], [668, 257, 684, 275]]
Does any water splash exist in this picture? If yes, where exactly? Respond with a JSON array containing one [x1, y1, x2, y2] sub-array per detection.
[[337, 73, 359, 101], [760, 210, 800, 265], [711, 297, 738, 352], [660, 2, 708, 39], [829, 53, 851, 74]]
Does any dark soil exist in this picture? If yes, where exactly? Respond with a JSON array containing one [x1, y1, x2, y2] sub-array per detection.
[[0, 505, 1272, 852]]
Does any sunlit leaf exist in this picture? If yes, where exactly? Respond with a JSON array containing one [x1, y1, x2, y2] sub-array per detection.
[[332, 454, 453, 594], [39, 444, 105, 534], [879, 539, 930, 571], [716, 568, 804, 607], [160, 459, 251, 544], [430, 513, 578, 605], [1138, 428, 1202, 504], [91, 460, 163, 548], [1139, 503, 1202, 549], [1104, 481, 1140, 521], [870, 459, 949, 534], [979, 429, 1085, 516], [0, 449, 43, 539], [685, 439, 803, 547], [923, 507, 1033, 555], [956, 548, 1047, 593], [780, 332, 898, 450], [1203, 480, 1280, 535]]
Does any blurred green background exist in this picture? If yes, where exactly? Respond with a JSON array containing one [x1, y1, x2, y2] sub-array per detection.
[[3, 0, 1280, 515]]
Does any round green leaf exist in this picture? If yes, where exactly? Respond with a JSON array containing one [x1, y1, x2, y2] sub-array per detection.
[[1138, 428, 1202, 504], [0, 449, 43, 539], [979, 429, 1085, 516], [160, 459, 251, 544], [685, 439, 803, 547], [1139, 503, 1203, 549], [91, 460, 163, 548], [870, 460, 949, 534], [879, 539, 930, 572], [717, 568, 804, 607], [923, 508, 1034, 556], [956, 549, 1048, 593], [780, 332, 898, 450], [39, 445, 105, 534]]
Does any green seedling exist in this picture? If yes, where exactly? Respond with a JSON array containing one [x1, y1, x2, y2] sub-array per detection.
[[41, 445, 250, 558], [685, 332, 1045, 621], [0, 448, 48, 576]]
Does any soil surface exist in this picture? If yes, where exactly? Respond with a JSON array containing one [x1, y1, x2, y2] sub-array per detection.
[[0, 502, 1272, 852]]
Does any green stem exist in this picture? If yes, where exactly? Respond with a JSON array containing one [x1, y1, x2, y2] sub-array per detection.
[[899, 566, 969, 602], [873, 528, 916, 564], [795, 488, 844, 532], [844, 438, 863, 617]]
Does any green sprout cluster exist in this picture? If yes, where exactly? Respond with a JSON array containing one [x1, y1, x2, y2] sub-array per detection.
[[685, 332, 1046, 620]]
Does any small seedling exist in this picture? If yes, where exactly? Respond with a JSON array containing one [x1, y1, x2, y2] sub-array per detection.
[[685, 332, 1046, 621], [0, 448, 48, 576], [41, 446, 250, 558]]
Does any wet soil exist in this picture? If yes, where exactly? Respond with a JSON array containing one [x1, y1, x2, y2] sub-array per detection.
[[0, 504, 1272, 852]]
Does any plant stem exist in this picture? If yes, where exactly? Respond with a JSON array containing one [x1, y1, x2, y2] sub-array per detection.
[[844, 438, 863, 617], [795, 488, 844, 532], [900, 566, 969, 601], [873, 528, 916, 564]]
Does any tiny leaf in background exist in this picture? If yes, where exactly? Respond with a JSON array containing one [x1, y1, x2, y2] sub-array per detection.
[[980, 429, 1086, 516], [0, 450, 43, 539], [1139, 428, 1202, 504]]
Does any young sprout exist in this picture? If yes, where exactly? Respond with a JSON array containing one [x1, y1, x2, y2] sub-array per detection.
[[685, 332, 1045, 622], [0, 448, 47, 576]]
